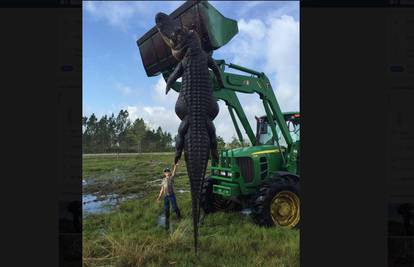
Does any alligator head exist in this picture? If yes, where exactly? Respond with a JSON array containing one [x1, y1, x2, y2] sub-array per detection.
[[155, 12, 193, 60]]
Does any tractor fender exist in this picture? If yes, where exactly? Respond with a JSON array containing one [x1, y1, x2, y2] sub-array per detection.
[[273, 171, 300, 181]]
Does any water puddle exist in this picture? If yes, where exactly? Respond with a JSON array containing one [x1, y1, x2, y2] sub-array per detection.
[[83, 193, 143, 215], [176, 189, 190, 194], [157, 214, 166, 227], [156, 214, 181, 229], [83, 178, 101, 187], [83, 194, 113, 214], [240, 208, 252, 216]]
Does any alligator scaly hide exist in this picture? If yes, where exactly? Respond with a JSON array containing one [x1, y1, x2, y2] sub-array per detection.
[[155, 12, 224, 254]]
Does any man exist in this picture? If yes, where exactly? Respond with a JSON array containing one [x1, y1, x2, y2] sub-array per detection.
[[157, 165, 182, 230]]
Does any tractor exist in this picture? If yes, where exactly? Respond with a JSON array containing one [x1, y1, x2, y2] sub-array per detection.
[[137, 0, 300, 228]]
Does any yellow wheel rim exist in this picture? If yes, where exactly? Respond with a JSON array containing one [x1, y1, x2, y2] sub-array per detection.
[[270, 190, 300, 228]]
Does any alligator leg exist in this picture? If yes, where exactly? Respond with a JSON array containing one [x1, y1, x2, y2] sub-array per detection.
[[206, 119, 219, 162], [208, 55, 225, 88], [165, 62, 183, 95], [174, 116, 189, 164]]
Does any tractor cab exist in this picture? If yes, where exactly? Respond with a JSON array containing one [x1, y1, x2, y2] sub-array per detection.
[[256, 112, 300, 147]]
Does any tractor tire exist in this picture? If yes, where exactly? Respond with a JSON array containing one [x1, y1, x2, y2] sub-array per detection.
[[200, 177, 232, 214], [251, 175, 300, 228]]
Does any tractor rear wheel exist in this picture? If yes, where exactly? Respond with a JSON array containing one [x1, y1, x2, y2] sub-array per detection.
[[200, 177, 232, 214], [251, 175, 300, 228]]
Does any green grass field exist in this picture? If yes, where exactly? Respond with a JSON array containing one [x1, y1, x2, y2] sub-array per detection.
[[83, 153, 299, 267]]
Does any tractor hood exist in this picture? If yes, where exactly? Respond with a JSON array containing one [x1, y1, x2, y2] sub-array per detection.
[[225, 145, 285, 158]]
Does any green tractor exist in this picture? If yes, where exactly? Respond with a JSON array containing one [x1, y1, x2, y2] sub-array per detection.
[[202, 106, 300, 228], [137, 0, 300, 228]]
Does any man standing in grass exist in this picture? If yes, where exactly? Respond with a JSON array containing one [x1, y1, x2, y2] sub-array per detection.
[[157, 165, 182, 230]]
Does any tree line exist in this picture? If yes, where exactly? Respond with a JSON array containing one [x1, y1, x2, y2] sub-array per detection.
[[82, 110, 173, 153], [82, 110, 251, 154]]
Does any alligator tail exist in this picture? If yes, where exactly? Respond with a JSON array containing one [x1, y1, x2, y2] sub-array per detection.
[[185, 120, 210, 254]]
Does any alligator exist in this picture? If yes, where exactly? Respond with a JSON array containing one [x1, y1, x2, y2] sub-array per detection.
[[155, 12, 224, 253]]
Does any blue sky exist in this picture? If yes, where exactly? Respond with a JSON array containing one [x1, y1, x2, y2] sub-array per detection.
[[83, 1, 299, 142]]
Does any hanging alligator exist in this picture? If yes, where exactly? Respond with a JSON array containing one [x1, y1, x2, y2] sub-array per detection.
[[155, 12, 224, 253]]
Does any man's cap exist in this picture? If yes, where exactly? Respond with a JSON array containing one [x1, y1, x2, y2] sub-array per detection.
[[163, 167, 171, 172]]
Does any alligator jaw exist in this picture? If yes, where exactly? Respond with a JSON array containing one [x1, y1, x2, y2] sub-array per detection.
[[155, 13, 176, 47], [155, 12, 189, 60]]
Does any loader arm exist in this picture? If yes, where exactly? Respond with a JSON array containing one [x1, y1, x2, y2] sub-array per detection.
[[163, 59, 293, 149]]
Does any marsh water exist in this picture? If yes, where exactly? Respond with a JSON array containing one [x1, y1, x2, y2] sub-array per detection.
[[83, 177, 190, 215], [83, 176, 144, 215], [83, 193, 144, 214]]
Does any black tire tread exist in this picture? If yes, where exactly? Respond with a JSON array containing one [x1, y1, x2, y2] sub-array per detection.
[[200, 177, 232, 214], [251, 174, 300, 227]]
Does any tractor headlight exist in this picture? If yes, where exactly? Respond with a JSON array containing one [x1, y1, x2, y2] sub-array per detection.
[[219, 171, 232, 177]]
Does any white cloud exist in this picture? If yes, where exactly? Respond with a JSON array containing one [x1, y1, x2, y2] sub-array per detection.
[[212, 12, 299, 142], [126, 104, 180, 135], [84, 1, 185, 32], [214, 102, 238, 142], [115, 83, 141, 97], [84, 1, 145, 31], [151, 76, 179, 106], [265, 15, 299, 112], [122, 77, 180, 136], [239, 18, 267, 40], [263, 2, 299, 20], [218, 13, 299, 113], [214, 99, 264, 143]]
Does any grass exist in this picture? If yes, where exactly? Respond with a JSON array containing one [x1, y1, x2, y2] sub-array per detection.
[[83, 153, 299, 267]]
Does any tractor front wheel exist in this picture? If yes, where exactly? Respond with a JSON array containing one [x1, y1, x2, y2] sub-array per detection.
[[251, 175, 300, 228], [200, 177, 232, 214]]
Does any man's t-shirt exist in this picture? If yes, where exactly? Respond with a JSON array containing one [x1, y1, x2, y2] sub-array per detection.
[[162, 175, 174, 196]]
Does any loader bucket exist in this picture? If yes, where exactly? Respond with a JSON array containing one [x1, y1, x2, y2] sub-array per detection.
[[137, 0, 238, 77]]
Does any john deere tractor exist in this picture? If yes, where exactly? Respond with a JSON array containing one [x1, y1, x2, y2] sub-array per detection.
[[137, 1, 300, 228]]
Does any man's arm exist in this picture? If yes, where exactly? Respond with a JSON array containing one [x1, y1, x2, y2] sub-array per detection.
[[157, 184, 164, 201], [172, 164, 178, 178]]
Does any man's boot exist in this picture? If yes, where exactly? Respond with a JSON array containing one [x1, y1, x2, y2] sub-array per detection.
[[175, 208, 182, 219], [164, 210, 170, 231]]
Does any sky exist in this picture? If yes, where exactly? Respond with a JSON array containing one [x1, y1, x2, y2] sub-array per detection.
[[83, 1, 299, 142]]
